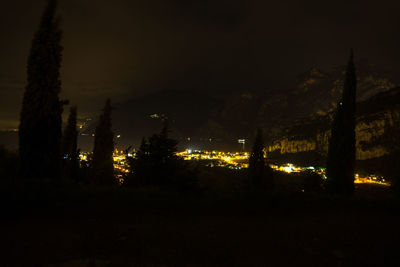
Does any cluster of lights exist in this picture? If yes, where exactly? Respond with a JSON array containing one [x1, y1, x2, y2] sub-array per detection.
[[178, 150, 390, 186], [270, 163, 389, 186], [78, 150, 131, 183], [270, 163, 302, 173], [79, 154, 88, 162], [113, 150, 131, 181], [354, 174, 389, 186], [177, 149, 249, 169], [77, 149, 391, 186]]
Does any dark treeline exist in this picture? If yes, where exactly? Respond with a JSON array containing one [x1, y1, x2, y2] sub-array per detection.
[[1, 0, 398, 199]]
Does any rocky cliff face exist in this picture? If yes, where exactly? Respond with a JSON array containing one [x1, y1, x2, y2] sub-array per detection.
[[267, 87, 400, 164], [204, 61, 395, 142], [96, 61, 397, 152]]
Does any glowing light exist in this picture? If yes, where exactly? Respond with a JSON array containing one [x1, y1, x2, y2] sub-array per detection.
[[77, 149, 392, 187]]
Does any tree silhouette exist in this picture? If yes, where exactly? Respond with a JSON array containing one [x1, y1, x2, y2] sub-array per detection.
[[248, 128, 274, 191], [19, 0, 65, 180], [92, 99, 115, 185], [326, 103, 346, 191], [326, 50, 357, 196], [61, 106, 79, 182], [134, 122, 179, 185], [126, 122, 197, 190], [149, 122, 180, 181], [125, 138, 150, 186]]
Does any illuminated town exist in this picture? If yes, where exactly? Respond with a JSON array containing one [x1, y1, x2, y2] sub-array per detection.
[[79, 149, 390, 186]]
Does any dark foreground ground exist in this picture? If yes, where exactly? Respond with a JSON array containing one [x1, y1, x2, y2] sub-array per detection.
[[1, 184, 400, 267]]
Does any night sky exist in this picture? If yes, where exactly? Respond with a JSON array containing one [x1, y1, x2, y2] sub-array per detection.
[[1, 0, 399, 130]]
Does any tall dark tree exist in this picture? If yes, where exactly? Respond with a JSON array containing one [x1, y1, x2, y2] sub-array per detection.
[[149, 122, 180, 174], [248, 128, 274, 191], [19, 0, 64, 180], [326, 103, 346, 190], [137, 122, 179, 185], [125, 138, 150, 186], [92, 99, 115, 185], [126, 122, 197, 190], [61, 106, 79, 182], [326, 50, 357, 195]]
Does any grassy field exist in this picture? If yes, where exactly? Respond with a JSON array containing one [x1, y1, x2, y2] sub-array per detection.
[[1, 182, 399, 266]]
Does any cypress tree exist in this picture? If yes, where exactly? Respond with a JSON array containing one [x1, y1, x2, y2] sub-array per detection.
[[326, 50, 357, 195], [326, 103, 346, 192], [19, 0, 64, 180], [61, 106, 79, 182], [92, 99, 114, 185], [248, 128, 274, 191]]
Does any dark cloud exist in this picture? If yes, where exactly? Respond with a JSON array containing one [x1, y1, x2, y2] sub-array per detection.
[[0, 0, 399, 129]]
